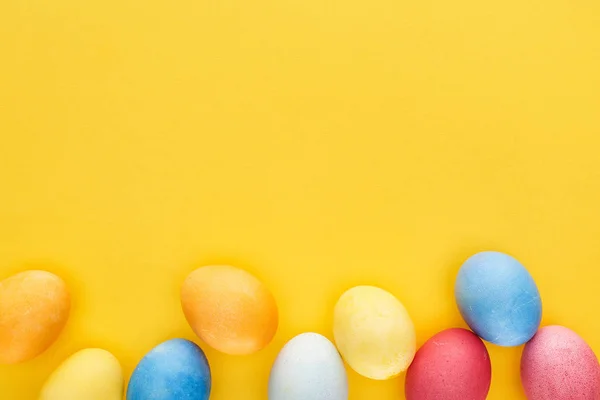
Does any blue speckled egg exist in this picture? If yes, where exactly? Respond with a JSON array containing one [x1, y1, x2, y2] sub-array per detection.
[[454, 251, 542, 346], [269, 333, 348, 400], [127, 338, 211, 400]]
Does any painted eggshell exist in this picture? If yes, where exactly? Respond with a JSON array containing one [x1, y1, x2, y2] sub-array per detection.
[[181, 265, 278, 355], [127, 339, 211, 400], [39, 348, 123, 400], [269, 332, 348, 400], [521, 325, 600, 400], [333, 285, 416, 380], [455, 251, 542, 346], [405, 328, 491, 400], [0, 270, 70, 364]]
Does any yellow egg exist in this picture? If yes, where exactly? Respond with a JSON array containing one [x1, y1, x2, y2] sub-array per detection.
[[333, 285, 416, 380], [181, 265, 278, 355], [0, 270, 70, 364], [39, 348, 123, 400]]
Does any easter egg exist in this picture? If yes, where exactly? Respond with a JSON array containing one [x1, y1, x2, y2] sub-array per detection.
[[521, 325, 600, 399], [0, 270, 70, 364], [181, 265, 278, 355], [39, 348, 123, 400], [454, 251, 542, 346], [127, 338, 211, 400], [269, 332, 348, 400], [405, 328, 491, 400], [333, 285, 416, 380]]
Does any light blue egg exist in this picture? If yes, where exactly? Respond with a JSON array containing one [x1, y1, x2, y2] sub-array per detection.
[[269, 332, 348, 400], [127, 338, 211, 400], [455, 251, 542, 346]]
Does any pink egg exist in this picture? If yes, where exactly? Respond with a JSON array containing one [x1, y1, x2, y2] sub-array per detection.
[[521, 325, 600, 400], [405, 328, 491, 400]]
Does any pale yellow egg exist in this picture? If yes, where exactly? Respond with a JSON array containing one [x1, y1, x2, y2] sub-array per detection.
[[39, 348, 123, 400], [333, 285, 416, 380]]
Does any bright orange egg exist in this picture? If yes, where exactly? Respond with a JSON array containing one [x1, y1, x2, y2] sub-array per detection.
[[180, 265, 278, 355], [0, 270, 71, 364]]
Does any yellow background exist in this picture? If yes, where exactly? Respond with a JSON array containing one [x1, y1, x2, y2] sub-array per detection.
[[1, 0, 599, 398]]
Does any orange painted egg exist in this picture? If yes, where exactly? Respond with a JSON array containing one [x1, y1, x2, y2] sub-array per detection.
[[0, 270, 70, 364], [180, 265, 278, 355]]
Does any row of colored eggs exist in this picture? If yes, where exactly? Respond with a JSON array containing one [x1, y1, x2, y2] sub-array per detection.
[[1, 251, 599, 399]]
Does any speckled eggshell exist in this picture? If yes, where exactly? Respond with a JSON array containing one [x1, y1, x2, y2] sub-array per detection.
[[126, 339, 211, 400], [181, 265, 278, 355], [455, 251, 542, 346], [405, 328, 491, 400], [39, 348, 123, 400], [333, 285, 416, 380], [0, 270, 70, 364], [269, 333, 348, 400], [521, 325, 600, 400]]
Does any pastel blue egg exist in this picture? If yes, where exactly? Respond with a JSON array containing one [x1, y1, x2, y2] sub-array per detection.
[[127, 338, 211, 400], [454, 251, 542, 347], [269, 333, 348, 400]]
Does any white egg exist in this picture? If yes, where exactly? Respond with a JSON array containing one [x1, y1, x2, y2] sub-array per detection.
[[269, 332, 348, 400]]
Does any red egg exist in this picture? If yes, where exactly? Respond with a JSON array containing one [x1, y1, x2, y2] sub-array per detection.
[[405, 328, 491, 400], [521, 325, 600, 400]]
